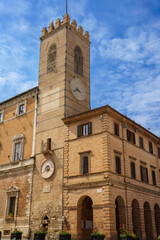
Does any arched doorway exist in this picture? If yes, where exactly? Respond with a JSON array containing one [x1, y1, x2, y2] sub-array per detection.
[[115, 196, 126, 239], [42, 215, 49, 232], [132, 199, 142, 239], [77, 196, 93, 240], [154, 204, 160, 236], [144, 202, 153, 240]]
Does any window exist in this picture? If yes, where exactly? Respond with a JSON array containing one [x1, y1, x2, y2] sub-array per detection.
[[116, 156, 121, 174], [0, 110, 4, 122], [140, 166, 149, 183], [152, 170, 156, 185], [149, 141, 153, 154], [127, 129, 136, 144], [158, 148, 160, 158], [139, 136, 144, 149], [81, 156, 89, 174], [14, 142, 21, 161], [77, 122, 92, 137], [12, 134, 24, 162], [131, 162, 136, 179], [80, 152, 90, 174], [9, 197, 16, 215], [47, 44, 57, 73], [16, 101, 26, 116], [6, 186, 19, 218], [47, 138, 52, 151], [74, 46, 83, 76], [114, 123, 119, 136]]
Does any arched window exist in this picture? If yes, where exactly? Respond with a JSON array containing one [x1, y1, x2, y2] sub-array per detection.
[[74, 46, 83, 76], [47, 44, 57, 73]]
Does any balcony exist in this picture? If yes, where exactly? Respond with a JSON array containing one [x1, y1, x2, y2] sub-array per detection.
[[41, 139, 54, 155]]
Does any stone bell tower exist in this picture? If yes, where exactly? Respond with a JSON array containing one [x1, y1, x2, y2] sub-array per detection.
[[30, 13, 90, 238]]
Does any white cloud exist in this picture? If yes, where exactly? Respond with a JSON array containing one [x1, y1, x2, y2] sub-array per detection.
[[0, 0, 31, 16], [0, 72, 36, 101]]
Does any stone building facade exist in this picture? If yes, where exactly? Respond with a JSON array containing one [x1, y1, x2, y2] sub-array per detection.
[[63, 106, 160, 240], [0, 12, 160, 240], [0, 87, 38, 239]]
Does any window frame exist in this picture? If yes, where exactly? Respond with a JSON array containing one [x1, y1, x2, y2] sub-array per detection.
[[0, 109, 4, 123], [77, 122, 92, 137], [115, 155, 121, 175], [11, 134, 24, 162], [16, 100, 27, 116], [6, 186, 19, 219], [149, 141, 153, 154], [151, 169, 156, 185], [158, 147, 160, 158], [139, 136, 144, 149], [127, 129, 136, 145], [114, 122, 119, 136], [130, 161, 136, 179], [140, 165, 149, 183], [79, 152, 90, 175]]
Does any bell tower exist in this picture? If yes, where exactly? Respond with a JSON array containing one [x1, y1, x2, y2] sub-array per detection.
[[30, 14, 90, 238]]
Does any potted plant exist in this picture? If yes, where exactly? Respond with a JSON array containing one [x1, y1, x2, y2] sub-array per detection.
[[34, 228, 46, 240], [59, 231, 71, 240], [119, 225, 136, 240], [11, 229, 23, 240], [8, 213, 14, 218], [91, 228, 105, 240]]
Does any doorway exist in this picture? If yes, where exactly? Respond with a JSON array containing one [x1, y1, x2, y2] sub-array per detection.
[[77, 196, 93, 240]]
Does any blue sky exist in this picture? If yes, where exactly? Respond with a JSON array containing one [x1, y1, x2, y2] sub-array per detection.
[[0, 0, 160, 136]]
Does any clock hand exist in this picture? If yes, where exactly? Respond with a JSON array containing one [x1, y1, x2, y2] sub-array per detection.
[[73, 88, 78, 92]]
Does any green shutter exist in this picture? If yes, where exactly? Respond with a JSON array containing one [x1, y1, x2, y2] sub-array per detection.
[[88, 122, 92, 135], [77, 125, 81, 137]]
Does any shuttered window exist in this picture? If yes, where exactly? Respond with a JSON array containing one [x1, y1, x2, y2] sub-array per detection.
[[131, 162, 136, 179], [140, 166, 149, 183], [77, 122, 92, 137], [149, 141, 153, 154], [127, 129, 136, 145], [152, 170, 156, 185], [114, 123, 119, 136], [82, 156, 88, 174], [139, 137, 144, 149], [158, 148, 160, 158], [116, 156, 121, 174]]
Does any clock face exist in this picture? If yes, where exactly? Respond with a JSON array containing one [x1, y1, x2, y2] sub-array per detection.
[[70, 78, 86, 101], [41, 160, 54, 179]]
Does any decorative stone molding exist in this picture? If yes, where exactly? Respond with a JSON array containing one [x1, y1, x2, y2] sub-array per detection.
[[6, 186, 19, 194], [12, 133, 24, 141]]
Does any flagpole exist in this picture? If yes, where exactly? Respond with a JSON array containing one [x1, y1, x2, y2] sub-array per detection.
[[66, 0, 68, 14]]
